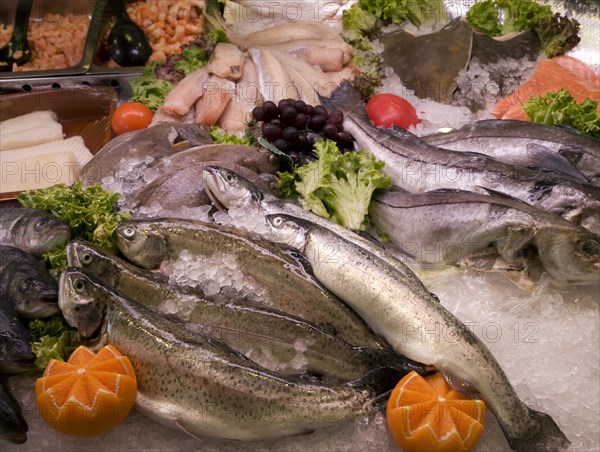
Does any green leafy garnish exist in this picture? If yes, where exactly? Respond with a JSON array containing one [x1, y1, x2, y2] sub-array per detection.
[[522, 89, 600, 139], [205, 27, 229, 44], [16, 181, 130, 272], [130, 62, 174, 112], [357, 0, 446, 26], [175, 46, 210, 76], [209, 125, 255, 145], [28, 315, 82, 370], [278, 140, 392, 231]]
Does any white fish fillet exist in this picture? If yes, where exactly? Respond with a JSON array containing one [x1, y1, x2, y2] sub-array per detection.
[[1, 136, 93, 193], [195, 75, 236, 125], [0, 111, 64, 151], [162, 67, 210, 116], [218, 57, 261, 131], [207, 42, 245, 81], [250, 47, 299, 103]]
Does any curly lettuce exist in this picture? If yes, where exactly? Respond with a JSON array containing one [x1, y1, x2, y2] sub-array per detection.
[[28, 315, 82, 371], [129, 62, 174, 112], [522, 89, 600, 139], [278, 140, 392, 230]]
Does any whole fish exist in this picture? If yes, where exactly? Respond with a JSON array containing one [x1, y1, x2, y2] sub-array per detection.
[[320, 81, 600, 234], [0, 245, 58, 319], [130, 161, 278, 211], [113, 218, 382, 348], [66, 240, 423, 381], [0, 379, 27, 444], [78, 122, 213, 187], [201, 165, 420, 282], [0, 208, 70, 255], [422, 120, 600, 185], [265, 213, 570, 452], [0, 307, 35, 374], [58, 267, 404, 441], [370, 188, 600, 283]]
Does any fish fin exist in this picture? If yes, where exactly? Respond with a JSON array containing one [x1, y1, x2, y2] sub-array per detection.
[[526, 143, 589, 183], [497, 225, 534, 263], [506, 408, 570, 452], [359, 347, 429, 376], [425, 188, 475, 195], [175, 419, 204, 442], [349, 367, 406, 411], [557, 146, 584, 166], [477, 186, 528, 203], [356, 230, 386, 249], [318, 81, 370, 122]]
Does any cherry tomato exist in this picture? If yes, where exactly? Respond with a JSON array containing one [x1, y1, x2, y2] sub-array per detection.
[[365, 93, 420, 129], [111, 102, 153, 136]]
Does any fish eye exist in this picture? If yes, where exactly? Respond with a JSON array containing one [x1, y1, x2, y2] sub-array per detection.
[[122, 227, 136, 239], [73, 278, 86, 292], [269, 181, 278, 191], [272, 216, 284, 227], [35, 218, 50, 231], [81, 252, 93, 264], [578, 238, 600, 259], [20, 278, 33, 292], [225, 172, 236, 183]]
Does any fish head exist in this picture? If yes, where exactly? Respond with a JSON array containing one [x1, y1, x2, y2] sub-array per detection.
[[66, 240, 119, 286], [537, 230, 600, 282], [0, 310, 36, 373], [9, 270, 59, 319], [13, 212, 71, 255], [114, 221, 168, 269], [265, 214, 309, 251], [58, 268, 106, 343], [202, 165, 263, 211]]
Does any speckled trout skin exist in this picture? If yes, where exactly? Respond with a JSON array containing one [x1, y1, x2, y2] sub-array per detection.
[[66, 240, 425, 381], [113, 218, 383, 348], [58, 268, 403, 441], [265, 214, 570, 452]]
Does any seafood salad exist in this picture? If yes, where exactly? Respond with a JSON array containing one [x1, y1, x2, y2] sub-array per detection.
[[1, 1, 599, 451]]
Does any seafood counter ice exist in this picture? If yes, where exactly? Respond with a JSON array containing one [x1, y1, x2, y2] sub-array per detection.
[[4, 269, 598, 451]]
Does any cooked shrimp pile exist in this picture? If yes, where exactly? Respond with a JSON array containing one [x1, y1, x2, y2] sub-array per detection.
[[0, 14, 90, 71]]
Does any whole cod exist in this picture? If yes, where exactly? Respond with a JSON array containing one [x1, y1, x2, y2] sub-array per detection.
[[265, 213, 570, 452], [370, 187, 600, 283], [0, 379, 27, 444], [421, 119, 600, 185], [67, 240, 423, 380], [58, 267, 404, 441], [320, 81, 600, 234], [113, 218, 381, 348]]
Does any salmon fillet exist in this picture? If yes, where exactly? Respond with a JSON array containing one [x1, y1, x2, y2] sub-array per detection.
[[492, 56, 600, 121]]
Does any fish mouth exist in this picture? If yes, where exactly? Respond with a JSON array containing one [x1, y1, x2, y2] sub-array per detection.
[[203, 169, 228, 212], [0, 357, 36, 374], [85, 306, 107, 348], [2, 431, 27, 445]]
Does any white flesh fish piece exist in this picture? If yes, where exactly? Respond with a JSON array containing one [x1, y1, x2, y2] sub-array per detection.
[[249, 47, 299, 103], [218, 57, 261, 131], [195, 75, 236, 126], [206, 42, 245, 81], [162, 67, 210, 116]]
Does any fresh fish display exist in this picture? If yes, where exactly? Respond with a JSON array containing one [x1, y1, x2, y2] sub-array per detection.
[[77, 122, 213, 187], [113, 218, 382, 348], [130, 161, 278, 211], [0, 208, 70, 255], [66, 240, 422, 380], [203, 165, 442, 281], [321, 81, 600, 234], [59, 267, 405, 441], [0, 245, 58, 319], [370, 188, 600, 283], [265, 213, 570, 452], [422, 120, 600, 185], [0, 379, 27, 444], [0, 307, 35, 374]]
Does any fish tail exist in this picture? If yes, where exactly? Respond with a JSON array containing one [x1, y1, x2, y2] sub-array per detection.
[[360, 347, 429, 377], [349, 367, 405, 411], [319, 81, 370, 121], [507, 408, 570, 452]]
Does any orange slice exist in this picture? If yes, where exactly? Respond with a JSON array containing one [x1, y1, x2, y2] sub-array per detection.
[[36, 345, 137, 436], [386, 371, 486, 452]]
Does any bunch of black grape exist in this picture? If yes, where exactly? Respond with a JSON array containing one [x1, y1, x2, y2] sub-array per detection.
[[252, 99, 354, 165]]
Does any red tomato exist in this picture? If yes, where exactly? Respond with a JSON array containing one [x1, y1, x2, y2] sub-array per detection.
[[365, 93, 420, 129], [111, 102, 153, 136]]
